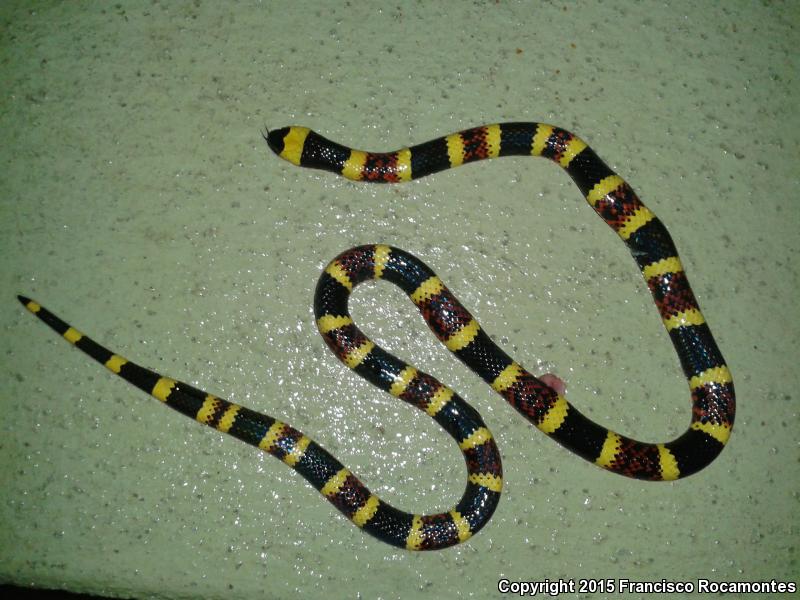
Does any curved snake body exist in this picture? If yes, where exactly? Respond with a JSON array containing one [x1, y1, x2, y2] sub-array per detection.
[[19, 122, 735, 550]]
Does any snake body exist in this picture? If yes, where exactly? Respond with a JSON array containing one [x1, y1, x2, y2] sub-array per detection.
[[20, 122, 735, 550]]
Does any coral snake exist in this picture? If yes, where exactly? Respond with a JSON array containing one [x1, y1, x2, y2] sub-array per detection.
[[19, 122, 735, 550]]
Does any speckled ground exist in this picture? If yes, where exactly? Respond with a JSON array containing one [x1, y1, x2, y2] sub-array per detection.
[[1, 2, 797, 599]]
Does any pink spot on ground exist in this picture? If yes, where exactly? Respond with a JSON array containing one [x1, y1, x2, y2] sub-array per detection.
[[540, 373, 566, 396]]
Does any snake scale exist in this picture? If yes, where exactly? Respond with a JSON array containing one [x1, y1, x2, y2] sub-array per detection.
[[19, 121, 735, 550]]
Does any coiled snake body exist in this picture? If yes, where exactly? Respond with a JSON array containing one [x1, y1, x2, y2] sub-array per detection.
[[20, 122, 735, 550]]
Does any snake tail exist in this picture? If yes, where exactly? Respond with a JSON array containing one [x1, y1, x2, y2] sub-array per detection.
[[17, 294, 502, 550]]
